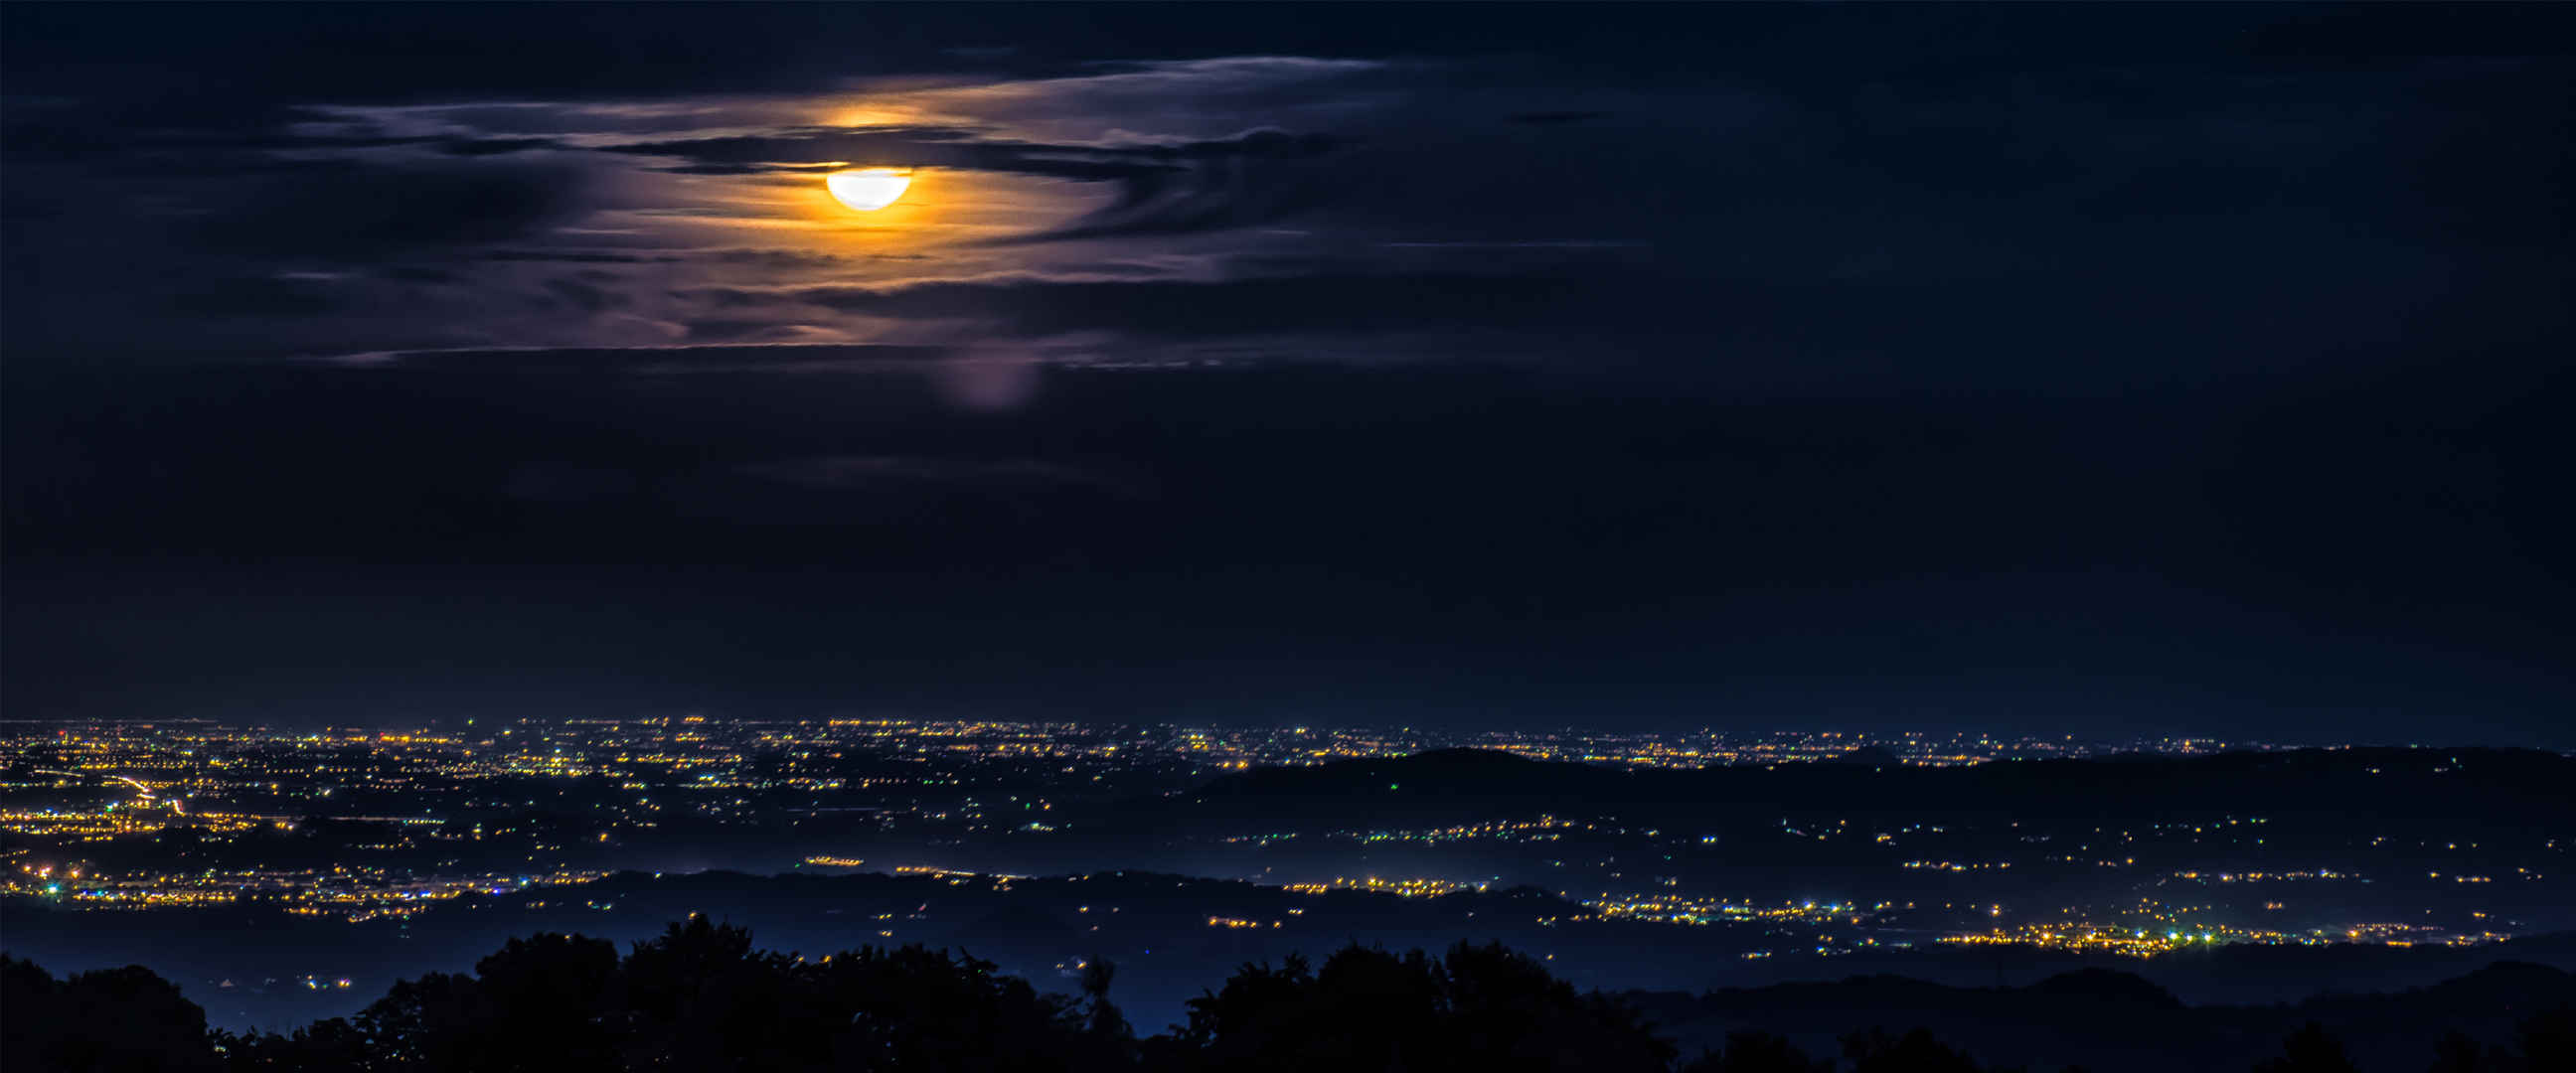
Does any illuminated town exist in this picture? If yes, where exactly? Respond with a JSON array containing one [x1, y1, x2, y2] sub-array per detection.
[[6, 718, 2559, 970]]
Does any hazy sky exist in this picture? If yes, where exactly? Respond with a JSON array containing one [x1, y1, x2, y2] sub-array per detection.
[[5, 4, 2569, 741]]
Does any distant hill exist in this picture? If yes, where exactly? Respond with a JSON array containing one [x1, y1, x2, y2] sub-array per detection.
[[1817, 745, 1905, 767], [1142, 746, 2576, 828]]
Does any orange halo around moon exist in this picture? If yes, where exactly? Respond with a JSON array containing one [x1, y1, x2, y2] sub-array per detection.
[[825, 167, 912, 212]]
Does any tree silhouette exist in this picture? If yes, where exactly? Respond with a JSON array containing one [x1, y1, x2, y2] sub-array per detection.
[[3, 954, 219, 1073], [808, 939, 1089, 1070], [1082, 957, 1138, 1067], [2253, 1022, 2358, 1073], [1173, 940, 1674, 1072], [1841, 1025, 1985, 1073], [2425, 1028, 2517, 1073], [196, 915, 1099, 1071], [1678, 1030, 1832, 1073], [614, 915, 814, 1068], [2519, 1004, 2573, 1073], [211, 1016, 374, 1070], [336, 931, 623, 1071]]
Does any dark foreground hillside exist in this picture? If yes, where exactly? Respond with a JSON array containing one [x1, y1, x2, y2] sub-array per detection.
[[1633, 961, 2576, 1073], [7, 918, 2572, 1072]]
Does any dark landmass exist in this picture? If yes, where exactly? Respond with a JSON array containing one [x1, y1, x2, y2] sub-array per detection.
[[1636, 960, 2576, 1073], [9, 917, 2573, 1072], [7, 745, 2568, 1059], [9, 868, 2572, 1038]]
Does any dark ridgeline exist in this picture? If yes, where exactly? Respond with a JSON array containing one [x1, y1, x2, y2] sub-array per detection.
[[8, 920, 2574, 1072], [1160, 747, 2576, 830]]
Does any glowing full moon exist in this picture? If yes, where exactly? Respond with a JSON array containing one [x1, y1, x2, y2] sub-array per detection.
[[825, 167, 912, 212]]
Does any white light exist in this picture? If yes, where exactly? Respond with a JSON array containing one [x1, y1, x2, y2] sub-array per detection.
[[826, 168, 912, 212]]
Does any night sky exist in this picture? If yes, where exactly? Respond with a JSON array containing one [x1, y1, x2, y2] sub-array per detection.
[[4, 4, 2569, 742]]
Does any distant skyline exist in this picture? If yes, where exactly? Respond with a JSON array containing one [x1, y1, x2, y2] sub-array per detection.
[[5, 4, 2569, 743]]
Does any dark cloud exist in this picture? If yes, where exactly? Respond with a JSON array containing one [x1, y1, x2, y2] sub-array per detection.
[[378, 265, 466, 284], [438, 136, 566, 157], [700, 248, 910, 269], [734, 455, 1147, 497], [682, 319, 804, 344], [700, 271, 1633, 341], [652, 162, 847, 176], [598, 125, 1146, 179], [1004, 129, 1348, 242], [661, 252, 2515, 400], [185, 161, 589, 258], [163, 275, 352, 319], [331, 344, 957, 375], [540, 275, 631, 314], [480, 250, 676, 264], [1, 102, 566, 173]]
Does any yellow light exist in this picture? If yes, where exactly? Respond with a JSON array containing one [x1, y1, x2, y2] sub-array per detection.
[[825, 168, 912, 212]]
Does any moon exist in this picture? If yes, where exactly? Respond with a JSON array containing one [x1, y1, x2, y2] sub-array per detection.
[[825, 167, 912, 212]]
